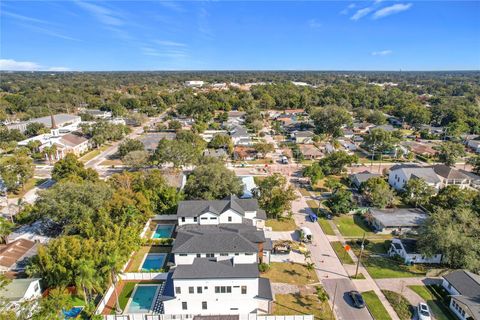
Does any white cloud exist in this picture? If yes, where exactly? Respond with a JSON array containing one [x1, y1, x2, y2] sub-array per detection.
[[373, 3, 412, 19], [0, 59, 70, 71], [371, 50, 393, 56], [2, 11, 51, 25], [308, 19, 322, 29], [351, 7, 373, 21], [340, 3, 356, 15], [75, 1, 124, 26], [154, 40, 187, 47]]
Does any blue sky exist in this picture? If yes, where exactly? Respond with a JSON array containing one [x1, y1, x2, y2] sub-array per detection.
[[1, 1, 479, 71]]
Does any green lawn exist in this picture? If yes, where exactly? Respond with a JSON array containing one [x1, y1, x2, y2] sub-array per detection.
[[362, 291, 392, 320], [330, 241, 354, 264], [7, 178, 48, 198], [382, 290, 414, 320], [261, 262, 319, 285], [79, 145, 109, 162], [298, 188, 311, 197], [363, 256, 426, 279], [266, 218, 297, 231], [334, 214, 373, 237], [408, 285, 456, 320], [273, 293, 333, 320], [318, 219, 335, 236]]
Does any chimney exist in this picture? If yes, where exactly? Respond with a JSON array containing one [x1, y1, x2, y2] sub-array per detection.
[[50, 114, 58, 129]]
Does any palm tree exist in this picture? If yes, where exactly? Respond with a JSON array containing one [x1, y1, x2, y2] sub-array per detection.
[[0, 217, 14, 244], [100, 252, 124, 314], [75, 259, 100, 306]]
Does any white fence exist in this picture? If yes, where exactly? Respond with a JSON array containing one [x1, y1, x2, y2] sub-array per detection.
[[119, 273, 169, 281], [104, 315, 314, 320], [152, 214, 177, 221], [95, 284, 115, 315]]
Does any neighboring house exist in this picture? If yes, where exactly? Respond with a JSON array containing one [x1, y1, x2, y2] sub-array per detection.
[[442, 270, 480, 320], [227, 111, 246, 126], [234, 146, 257, 161], [0, 239, 38, 273], [388, 238, 442, 264], [82, 109, 112, 119], [172, 223, 272, 265], [6, 113, 81, 133], [298, 144, 323, 160], [185, 80, 204, 87], [162, 258, 273, 314], [240, 176, 257, 199], [291, 131, 315, 144], [371, 124, 396, 132], [388, 164, 442, 191], [467, 139, 480, 154], [200, 130, 228, 143], [203, 148, 228, 160], [0, 278, 42, 317], [338, 139, 357, 152], [432, 164, 471, 189], [402, 141, 438, 158], [349, 171, 382, 190], [365, 208, 428, 234], [230, 126, 251, 146], [176, 196, 267, 229], [459, 170, 480, 190], [55, 133, 89, 157], [138, 132, 176, 152], [352, 122, 375, 135]]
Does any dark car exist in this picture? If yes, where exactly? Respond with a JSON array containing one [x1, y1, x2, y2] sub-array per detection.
[[349, 291, 365, 308]]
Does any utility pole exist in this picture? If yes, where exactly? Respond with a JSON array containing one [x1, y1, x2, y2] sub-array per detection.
[[331, 282, 338, 320], [355, 232, 366, 278]]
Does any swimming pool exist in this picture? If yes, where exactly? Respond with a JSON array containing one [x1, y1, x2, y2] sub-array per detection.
[[152, 225, 174, 239], [125, 285, 159, 314], [63, 306, 83, 319], [141, 253, 167, 272]]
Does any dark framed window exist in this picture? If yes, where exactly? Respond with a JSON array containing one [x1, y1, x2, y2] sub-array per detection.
[[189, 287, 194, 294], [202, 301, 207, 310], [228, 216, 232, 222], [197, 287, 202, 294], [175, 287, 181, 294], [181, 217, 185, 222], [241, 286, 247, 294], [182, 302, 187, 310]]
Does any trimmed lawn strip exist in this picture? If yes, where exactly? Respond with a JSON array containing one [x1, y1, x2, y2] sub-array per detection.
[[382, 290, 414, 320], [261, 262, 318, 285], [330, 241, 354, 264], [333, 214, 373, 237], [318, 219, 335, 236], [7, 178, 48, 199], [362, 290, 392, 320], [79, 145, 109, 162], [299, 188, 311, 197], [408, 285, 456, 320], [363, 256, 426, 279], [266, 218, 297, 231], [273, 293, 333, 320]]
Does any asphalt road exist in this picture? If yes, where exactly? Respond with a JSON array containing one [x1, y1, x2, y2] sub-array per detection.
[[323, 278, 373, 320]]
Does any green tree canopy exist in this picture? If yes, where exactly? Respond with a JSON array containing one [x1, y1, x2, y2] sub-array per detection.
[[51, 154, 99, 182], [436, 142, 466, 167], [311, 106, 352, 138], [118, 138, 145, 158], [256, 173, 297, 219], [325, 189, 356, 215], [361, 177, 396, 208]]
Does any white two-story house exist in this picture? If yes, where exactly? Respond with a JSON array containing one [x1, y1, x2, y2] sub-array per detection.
[[388, 164, 442, 191], [162, 258, 273, 315], [176, 196, 267, 229]]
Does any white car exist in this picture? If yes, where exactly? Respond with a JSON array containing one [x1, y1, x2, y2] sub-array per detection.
[[417, 303, 431, 320]]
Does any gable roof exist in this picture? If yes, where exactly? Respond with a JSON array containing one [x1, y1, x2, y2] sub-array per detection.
[[432, 164, 470, 180], [172, 258, 259, 279], [58, 133, 88, 147], [258, 278, 273, 300], [443, 270, 480, 298], [176, 196, 261, 218], [390, 164, 441, 184], [0, 278, 40, 301], [0, 239, 37, 269], [172, 224, 263, 254], [350, 171, 382, 186]]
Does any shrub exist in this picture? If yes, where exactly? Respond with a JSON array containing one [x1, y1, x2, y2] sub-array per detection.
[[258, 263, 270, 272]]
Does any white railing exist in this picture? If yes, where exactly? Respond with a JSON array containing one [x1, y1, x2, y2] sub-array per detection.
[[95, 283, 115, 315], [152, 214, 178, 221], [140, 219, 151, 238], [119, 273, 169, 281], [104, 315, 314, 320]]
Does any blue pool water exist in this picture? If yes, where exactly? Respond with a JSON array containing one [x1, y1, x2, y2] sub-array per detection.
[[63, 306, 83, 319], [152, 225, 174, 239], [141, 253, 166, 271], [126, 285, 159, 313]]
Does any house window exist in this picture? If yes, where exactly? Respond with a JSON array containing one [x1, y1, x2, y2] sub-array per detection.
[[197, 287, 202, 293], [179, 253, 187, 256], [182, 302, 187, 310], [241, 286, 247, 294], [201, 217, 208, 220], [220, 253, 228, 256], [194, 217, 197, 222], [181, 217, 185, 222], [189, 287, 194, 294], [215, 287, 220, 293], [206, 253, 214, 258], [235, 253, 239, 256], [245, 252, 254, 255], [175, 287, 181, 294], [202, 301, 207, 310], [34, 283, 40, 292], [215, 286, 231, 293], [228, 217, 232, 222], [210, 217, 217, 220], [227, 286, 232, 293], [196, 254, 201, 258]]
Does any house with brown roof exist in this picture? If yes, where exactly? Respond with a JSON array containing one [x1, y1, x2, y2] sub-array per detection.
[[0, 239, 38, 273], [234, 146, 257, 161], [298, 144, 323, 160]]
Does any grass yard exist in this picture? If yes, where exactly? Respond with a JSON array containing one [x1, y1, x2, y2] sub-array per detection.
[[330, 241, 354, 264], [261, 262, 318, 285], [382, 290, 414, 320], [69, 294, 87, 306], [408, 285, 456, 320], [273, 293, 333, 320], [334, 214, 373, 237], [116, 281, 163, 312], [266, 218, 297, 231], [362, 291, 392, 320], [253, 176, 266, 185], [318, 219, 335, 236], [298, 188, 311, 197], [363, 256, 426, 279], [7, 178, 48, 198], [125, 246, 171, 272]]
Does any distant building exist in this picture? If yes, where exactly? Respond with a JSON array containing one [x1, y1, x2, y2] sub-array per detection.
[[349, 171, 382, 190], [184, 80, 204, 88], [442, 270, 480, 320], [138, 132, 176, 152], [6, 114, 81, 133], [467, 139, 480, 154], [298, 144, 323, 160], [203, 148, 228, 160], [388, 238, 442, 264], [82, 109, 112, 119], [365, 208, 428, 234], [291, 130, 315, 144]]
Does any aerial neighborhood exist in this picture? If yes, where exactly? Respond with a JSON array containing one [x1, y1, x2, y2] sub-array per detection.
[[0, 72, 479, 320]]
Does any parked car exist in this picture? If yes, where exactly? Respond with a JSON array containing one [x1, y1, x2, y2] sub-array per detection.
[[417, 303, 431, 320], [348, 291, 365, 308], [308, 213, 318, 222], [298, 227, 313, 243], [281, 156, 289, 164]]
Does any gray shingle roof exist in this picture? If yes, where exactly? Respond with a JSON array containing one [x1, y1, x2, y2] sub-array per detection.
[[172, 223, 268, 254], [390, 164, 441, 184], [451, 296, 480, 319], [432, 164, 469, 180], [172, 258, 259, 279], [257, 278, 273, 300], [443, 270, 480, 298], [369, 208, 428, 228], [176, 196, 261, 218]]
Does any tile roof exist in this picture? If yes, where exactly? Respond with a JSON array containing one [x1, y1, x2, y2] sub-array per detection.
[[0, 239, 37, 269], [172, 258, 259, 279]]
